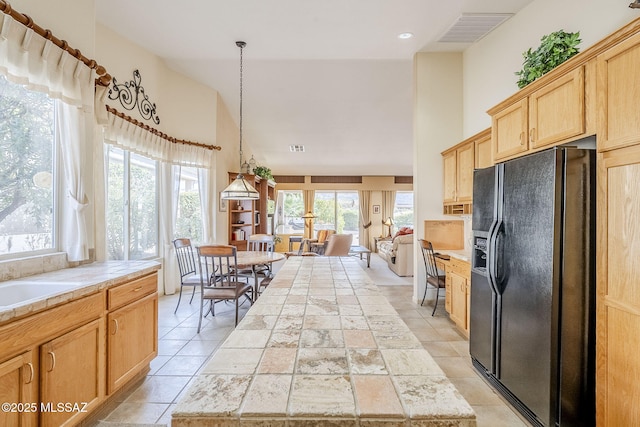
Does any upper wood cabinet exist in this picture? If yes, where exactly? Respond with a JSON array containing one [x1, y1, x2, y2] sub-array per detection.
[[492, 98, 529, 161], [442, 128, 491, 215], [597, 31, 640, 151], [442, 142, 474, 215], [474, 130, 493, 169], [491, 66, 589, 162]]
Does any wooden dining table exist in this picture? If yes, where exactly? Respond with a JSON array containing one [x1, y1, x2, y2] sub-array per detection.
[[236, 250, 285, 299]]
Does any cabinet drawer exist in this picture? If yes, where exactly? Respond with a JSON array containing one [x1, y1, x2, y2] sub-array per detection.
[[449, 259, 470, 279], [107, 273, 157, 311]]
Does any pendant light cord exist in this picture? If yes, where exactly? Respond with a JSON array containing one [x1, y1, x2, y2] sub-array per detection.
[[237, 41, 246, 171]]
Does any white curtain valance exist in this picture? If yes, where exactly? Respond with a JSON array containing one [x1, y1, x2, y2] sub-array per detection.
[[0, 13, 94, 110], [103, 110, 215, 168]]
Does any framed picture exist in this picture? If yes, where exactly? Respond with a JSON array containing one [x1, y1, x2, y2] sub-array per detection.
[[373, 205, 380, 214], [219, 193, 227, 212]]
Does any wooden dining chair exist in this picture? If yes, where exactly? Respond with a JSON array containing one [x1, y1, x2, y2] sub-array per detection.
[[419, 239, 446, 316], [196, 245, 253, 330], [172, 238, 201, 313], [245, 234, 275, 294]]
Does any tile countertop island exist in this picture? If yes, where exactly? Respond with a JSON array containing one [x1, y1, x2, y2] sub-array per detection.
[[172, 256, 476, 427]]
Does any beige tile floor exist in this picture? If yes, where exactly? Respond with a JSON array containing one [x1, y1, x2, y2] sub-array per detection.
[[96, 253, 529, 427]]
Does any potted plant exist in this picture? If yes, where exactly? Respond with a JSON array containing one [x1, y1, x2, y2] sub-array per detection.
[[515, 30, 581, 89], [253, 165, 274, 181]]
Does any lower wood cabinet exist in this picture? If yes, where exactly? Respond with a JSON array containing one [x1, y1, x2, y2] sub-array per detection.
[[597, 144, 640, 425], [444, 258, 471, 336], [0, 271, 158, 426], [0, 350, 37, 427], [107, 292, 158, 394], [40, 319, 105, 427]]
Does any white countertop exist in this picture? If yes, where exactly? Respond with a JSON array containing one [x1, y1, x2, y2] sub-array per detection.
[[0, 260, 161, 324], [438, 250, 471, 263], [172, 256, 476, 426]]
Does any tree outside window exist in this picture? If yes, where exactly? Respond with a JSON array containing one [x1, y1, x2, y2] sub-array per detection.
[[314, 191, 359, 244], [106, 146, 158, 260], [0, 75, 55, 256], [175, 166, 203, 242]]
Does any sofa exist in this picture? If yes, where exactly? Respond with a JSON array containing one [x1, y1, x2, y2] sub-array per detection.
[[377, 233, 414, 277]]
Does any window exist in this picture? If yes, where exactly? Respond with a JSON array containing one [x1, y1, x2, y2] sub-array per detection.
[[106, 146, 159, 260], [175, 166, 203, 242], [275, 190, 304, 234], [0, 76, 56, 257], [314, 191, 359, 244], [394, 191, 414, 229]]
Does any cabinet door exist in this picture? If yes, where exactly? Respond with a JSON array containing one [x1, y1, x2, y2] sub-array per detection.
[[529, 67, 585, 149], [475, 134, 493, 169], [597, 146, 640, 426], [40, 318, 104, 427], [449, 272, 467, 330], [442, 151, 457, 203], [444, 274, 452, 314], [493, 98, 528, 161], [107, 293, 158, 394], [456, 143, 475, 202], [597, 32, 640, 151], [0, 351, 37, 427]]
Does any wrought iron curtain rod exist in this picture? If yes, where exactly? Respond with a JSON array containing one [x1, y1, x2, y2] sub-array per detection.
[[106, 105, 222, 151], [0, 0, 112, 87]]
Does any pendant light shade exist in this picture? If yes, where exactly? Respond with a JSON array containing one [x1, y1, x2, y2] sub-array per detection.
[[221, 175, 260, 200], [221, 41, 260, 201]]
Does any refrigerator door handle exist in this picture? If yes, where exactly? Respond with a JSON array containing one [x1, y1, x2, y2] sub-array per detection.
[[493, 221, 505, 293], [487, 219, 499, 294]]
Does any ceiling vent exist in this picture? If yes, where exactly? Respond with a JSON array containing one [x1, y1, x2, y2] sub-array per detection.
[[438, 13, 513, 43], [289, 145, 305, 152]]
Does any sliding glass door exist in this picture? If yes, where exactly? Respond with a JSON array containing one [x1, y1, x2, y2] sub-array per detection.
[[314, 191, 359, 245]]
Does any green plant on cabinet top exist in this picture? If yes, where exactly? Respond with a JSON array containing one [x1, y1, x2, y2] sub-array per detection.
[[515, 30, 581, 89], [253, 165, 274, 181]]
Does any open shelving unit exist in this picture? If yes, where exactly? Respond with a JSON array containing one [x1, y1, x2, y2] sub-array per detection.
[[227, 172, 276, 250]]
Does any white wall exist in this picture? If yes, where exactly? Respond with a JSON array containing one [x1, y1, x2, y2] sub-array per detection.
[[463, 0, 637, 136], [11, 0, 95, 57], [413, 52, 463, 302]]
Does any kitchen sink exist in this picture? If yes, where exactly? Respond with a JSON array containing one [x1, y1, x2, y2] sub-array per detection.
[[0, 282, 80, 308]]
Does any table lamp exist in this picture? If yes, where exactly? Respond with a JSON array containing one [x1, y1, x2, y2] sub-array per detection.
[[383, 217, 395, 237]]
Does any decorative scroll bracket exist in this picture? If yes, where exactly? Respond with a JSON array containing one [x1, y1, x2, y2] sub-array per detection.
[[108, 69, 160, 125]]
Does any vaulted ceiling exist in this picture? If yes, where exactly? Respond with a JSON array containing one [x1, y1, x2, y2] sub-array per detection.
[[96, 0, 533, 176]]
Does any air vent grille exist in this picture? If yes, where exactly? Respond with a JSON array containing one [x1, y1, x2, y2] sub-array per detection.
[[289, 145, 305, 152], [438, 13, 513, 43]]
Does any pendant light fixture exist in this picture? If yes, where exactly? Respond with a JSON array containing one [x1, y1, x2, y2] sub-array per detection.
[[221, 41, 260, 200]]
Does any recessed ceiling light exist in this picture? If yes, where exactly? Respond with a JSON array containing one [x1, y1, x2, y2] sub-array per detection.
[[398, 32, 414, 40]]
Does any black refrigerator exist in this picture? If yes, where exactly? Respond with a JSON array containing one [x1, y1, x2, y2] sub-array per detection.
[[469, 147, 595, 427]]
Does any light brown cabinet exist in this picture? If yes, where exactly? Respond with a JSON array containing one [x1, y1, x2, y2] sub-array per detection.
[[0, 271, 159, 426], [490, 65, 591, 162], [40, 319, 105, 427], [474, 130, 493, 169], [597, 144, 640, 426], [597, 31, 640, 152], [107, 274, 158, 394], [0, 350, 37, 427], [446, 258, 470, 335], [437, 256, 470, 335], [442, 128, 491, 215]]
